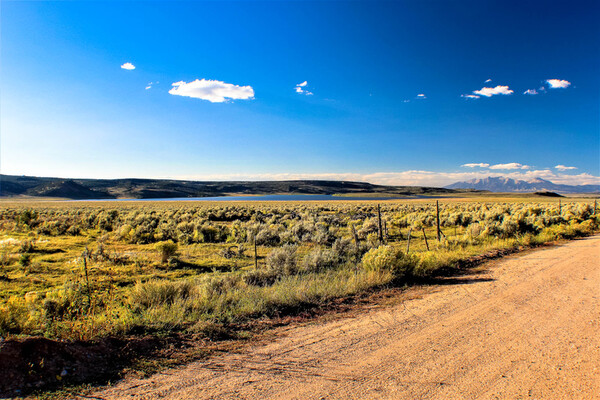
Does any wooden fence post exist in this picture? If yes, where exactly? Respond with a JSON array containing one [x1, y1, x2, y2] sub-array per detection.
[[436, 201, 441, 242], [377, 204, 383, 243], [253, 235, 258, 269], [383, 220, 388, 243], [422, 227, 430, 251], [82, 247, 92, 307], [558, 199, 562, 215]]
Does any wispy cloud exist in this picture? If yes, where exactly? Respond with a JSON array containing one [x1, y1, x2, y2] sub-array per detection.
[[295, 81, 313, 95], [546, 79, 571, 89], [174, 170, 600, 187], [416, 93, 427, 99], [554, 165, 577, 171], [489, 163, 530, 170], [473, 85, 514, 97], [120, 62, 135, 70], [169, 79, 254, 103], [523, 89, 538, 95], [462, 163, 490, 168], [145, 81, 158, 90], [461, 94, 480, 99], [485, 78, 492, 83]]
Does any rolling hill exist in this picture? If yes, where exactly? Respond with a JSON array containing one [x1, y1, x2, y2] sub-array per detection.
[[0, 174, 462, 200]]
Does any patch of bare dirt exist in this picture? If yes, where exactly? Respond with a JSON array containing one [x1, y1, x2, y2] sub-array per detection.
[[0, 335, 181, 398]]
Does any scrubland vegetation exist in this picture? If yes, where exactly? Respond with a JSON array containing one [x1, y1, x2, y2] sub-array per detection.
[[0, 199, 597, 341]]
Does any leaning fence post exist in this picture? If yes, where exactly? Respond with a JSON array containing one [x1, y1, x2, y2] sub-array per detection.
[[253, 235, 258, 269], [422, 227, 430, 251], [377, 204, 383, 243]]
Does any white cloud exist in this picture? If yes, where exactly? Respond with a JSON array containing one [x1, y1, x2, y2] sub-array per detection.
[[169, 79, 254, 103], [416, 93, 427, 99], [121, 62, 135, 70], [462, 163, 490, 168], [485, 78, 492, 83], [473, 85, 514, 97], [403, 99, 411, 103], [295, 81, 313, 95], [173, 169, 600, 187], [145, 86, 151, 90], [461, 94, 480, 99], [554, 165, 577, 171], [546, 79, 571, 89], [489, 163, 530, 170], [523, 89, 538, 95]]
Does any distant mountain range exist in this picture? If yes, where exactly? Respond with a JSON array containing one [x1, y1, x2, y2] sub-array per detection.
[[446, 177, 600, 194], [0, 174, 462, 200]]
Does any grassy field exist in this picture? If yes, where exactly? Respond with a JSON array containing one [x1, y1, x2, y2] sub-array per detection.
[[0, 197, 597, 342]]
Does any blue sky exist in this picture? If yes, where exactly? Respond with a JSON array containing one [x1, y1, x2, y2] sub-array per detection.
[[1, 0, 598, 186]]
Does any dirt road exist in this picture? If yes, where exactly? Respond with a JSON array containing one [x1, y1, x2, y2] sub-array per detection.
[[92, 236, 600, 400]]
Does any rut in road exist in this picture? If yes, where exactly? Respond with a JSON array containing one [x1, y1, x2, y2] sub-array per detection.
[[91, 236, 600, 400]]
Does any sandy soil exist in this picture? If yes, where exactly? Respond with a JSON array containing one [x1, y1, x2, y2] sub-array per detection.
[[91, 236, 600, 400]]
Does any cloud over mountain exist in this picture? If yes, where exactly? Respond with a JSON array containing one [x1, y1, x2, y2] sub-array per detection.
[[554, 165, 577, 171], [489, 163, 530, 170], [462, 163, 490, 168]]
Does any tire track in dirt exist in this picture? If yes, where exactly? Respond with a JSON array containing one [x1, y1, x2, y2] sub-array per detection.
[[90, 236, 600, 400]]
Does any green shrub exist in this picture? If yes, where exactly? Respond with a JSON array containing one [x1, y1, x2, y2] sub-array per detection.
[[302, 248, 339, 272], [155, 241, 178, 264], [255, 227, 281, 246], [0, 300, 28, 335], [243, 268, 280, 286], [266, 245, 298, 275], [360, 245, 415, 278], [332, 237, 353, 260], [42, 281, 91, 321]]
